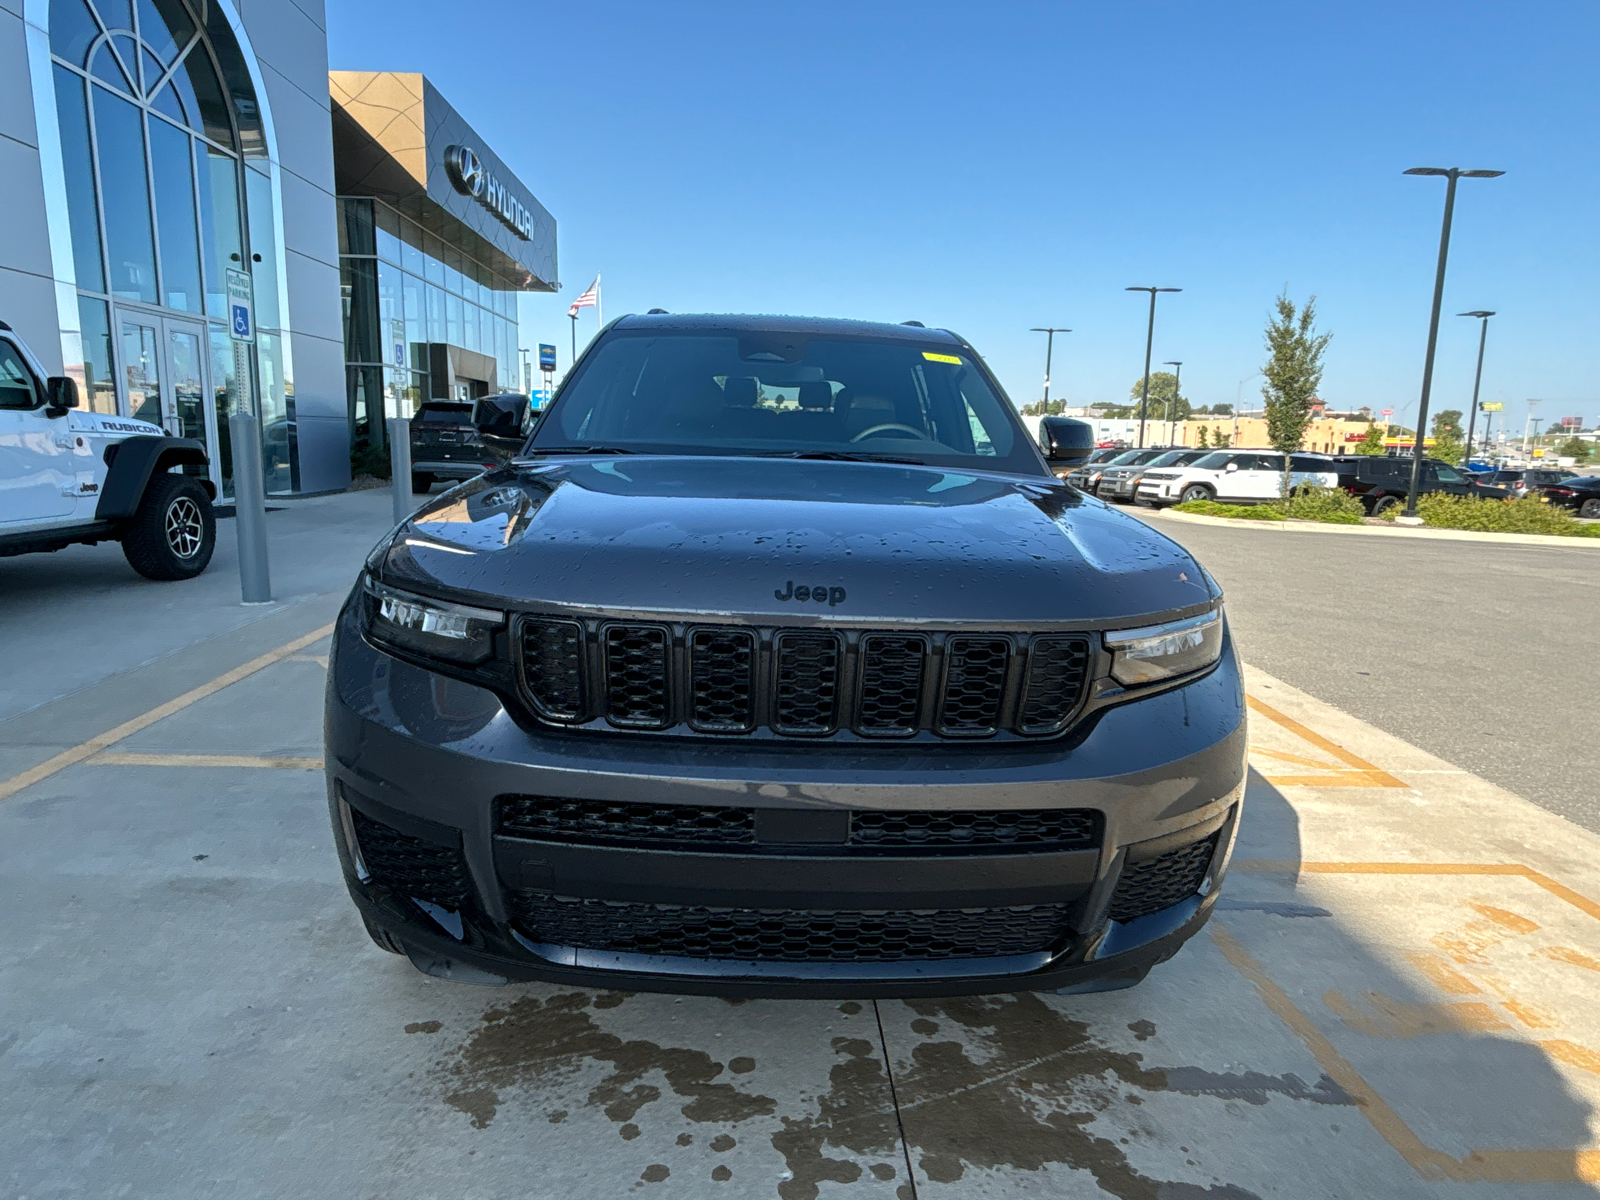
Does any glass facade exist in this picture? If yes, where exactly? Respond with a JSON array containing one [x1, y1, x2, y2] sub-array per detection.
[[49, 0, 292, 493], [338, 196, 521, 453]]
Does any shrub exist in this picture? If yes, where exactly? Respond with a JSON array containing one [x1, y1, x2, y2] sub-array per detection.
[[1281, 486, 1366, 524], [350, 441, 391, 481], [1381, 493, 1600, 537], [1173, 499, 1286, 521]]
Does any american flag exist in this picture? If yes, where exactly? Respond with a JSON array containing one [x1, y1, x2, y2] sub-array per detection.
[[567, 274, 600, 319]]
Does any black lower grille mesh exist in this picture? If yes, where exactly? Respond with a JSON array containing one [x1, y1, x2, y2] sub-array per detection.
[[1108, 833, 1219, 923], [851, 809, 1101, 852], [858, 634, 926, 735], [350, 808, 472, 909], [508, 894, 1073, 961], [500, 796, 755, 845]]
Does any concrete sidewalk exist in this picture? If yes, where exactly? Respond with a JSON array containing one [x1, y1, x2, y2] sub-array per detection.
[[3, 490, 1598, 1197]]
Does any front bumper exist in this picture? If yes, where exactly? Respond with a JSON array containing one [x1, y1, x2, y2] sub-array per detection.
[[325, 599, 1248, 997], [411, 456, 488, 481]]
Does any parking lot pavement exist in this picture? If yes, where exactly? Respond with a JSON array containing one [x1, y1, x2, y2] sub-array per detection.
[[1133, 507, 1600, 834], [5, 616, 1599, 1197]]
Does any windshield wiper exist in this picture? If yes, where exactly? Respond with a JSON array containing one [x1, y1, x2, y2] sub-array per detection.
[[525, 445, 640, 455], [757, 450, 928, 466]]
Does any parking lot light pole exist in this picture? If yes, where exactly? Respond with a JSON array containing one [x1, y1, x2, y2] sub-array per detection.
[[1400, 167, 1504, 518], [1164, 361, 1182, 446], [1030, 327, 1071, 410], [1458, 311, 1495, 465], [1127, 287, 1181, 448]]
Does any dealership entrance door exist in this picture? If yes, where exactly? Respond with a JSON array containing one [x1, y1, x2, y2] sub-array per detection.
[[118, 312, 222, 495]]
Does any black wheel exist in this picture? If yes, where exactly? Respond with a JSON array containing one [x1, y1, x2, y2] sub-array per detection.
[[411, 472, 434, 493], [361, 912, 407, 955], [1579, 498, 1600, 519], [1179, 484, 1213, 503], [1369, 494, 1401, 516], [121, 474, 215, 580]]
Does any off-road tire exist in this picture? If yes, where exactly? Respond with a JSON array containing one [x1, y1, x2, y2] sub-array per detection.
[[1579, 498, 1600, 519], [1179, 484, 1213, 503], [1369, 494, 1402, 516], [121, 474, 215, 580], [412, 472, 434, 493], [361, 912, 407, 955]]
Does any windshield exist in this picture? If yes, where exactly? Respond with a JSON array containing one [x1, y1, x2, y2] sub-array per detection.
[[1146, 451, 1187, 467], [529, 331, 1043, 474], [1105, 450, 1146, 466]]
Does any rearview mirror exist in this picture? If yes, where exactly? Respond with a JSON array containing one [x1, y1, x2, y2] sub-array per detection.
[[1037, 416, 1094, 466], [45, 375, 79, 415]]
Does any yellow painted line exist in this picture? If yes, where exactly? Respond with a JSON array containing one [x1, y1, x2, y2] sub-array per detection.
[[0, 624, 335, 804], [1233, 860, 1600, 922], [1213, 922, 1600, 1183], [91, 752, 323, 770], [1245, 695, 1409, 788], [288, 654, 329, 667]]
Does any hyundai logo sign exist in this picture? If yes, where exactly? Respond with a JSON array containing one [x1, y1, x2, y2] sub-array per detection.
[[443, 144, 533, 241]]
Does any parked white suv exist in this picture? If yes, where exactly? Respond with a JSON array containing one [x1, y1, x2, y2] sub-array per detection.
[[0, 321, 216, 579], [1137, 450, 1339, 507]]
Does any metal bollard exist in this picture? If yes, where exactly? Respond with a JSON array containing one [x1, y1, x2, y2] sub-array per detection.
[[228, 412, 272, 603], [387, 417, 414, 526]]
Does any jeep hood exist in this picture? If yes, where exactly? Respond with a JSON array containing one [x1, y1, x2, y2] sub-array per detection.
[[378, 457, 1216, 625]]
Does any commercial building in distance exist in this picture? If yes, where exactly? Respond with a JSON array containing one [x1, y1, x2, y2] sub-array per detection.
[[2, 0, 556, 496]]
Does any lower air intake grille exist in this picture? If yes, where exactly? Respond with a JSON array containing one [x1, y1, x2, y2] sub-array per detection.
[[603, 624, 670, 728], [850, 809, 1102, 852], [349, 807, 472, 909], [1108, 833, 1220, 923], [508, 894, 1073, 962], [499, 796, 755, 846]]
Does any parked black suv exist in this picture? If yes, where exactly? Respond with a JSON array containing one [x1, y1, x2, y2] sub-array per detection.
[[329, 315, 1245, 997], [408, 394, 533, 492], [1331, 455, 1509, 514]]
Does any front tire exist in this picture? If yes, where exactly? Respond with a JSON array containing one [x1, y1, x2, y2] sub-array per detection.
[[1179, 484, 1213, 503], [411, 472, 434, 493], [121, 474, 215, 581], [1369, 494, 1401, 516]]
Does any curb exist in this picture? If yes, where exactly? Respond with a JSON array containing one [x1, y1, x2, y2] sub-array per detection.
[[1142, 506, 1600, 549]]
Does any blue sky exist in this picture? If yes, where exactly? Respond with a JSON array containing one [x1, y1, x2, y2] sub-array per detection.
[[327, 1, 1599, 438]]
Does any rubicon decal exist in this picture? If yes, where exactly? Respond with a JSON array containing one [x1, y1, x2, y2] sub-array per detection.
[[775, 581, 847, 606]]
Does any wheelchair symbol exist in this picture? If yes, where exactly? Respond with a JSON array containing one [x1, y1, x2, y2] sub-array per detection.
[[231, 305, 251, 338]]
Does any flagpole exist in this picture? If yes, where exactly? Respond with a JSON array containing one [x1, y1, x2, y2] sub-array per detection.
[[596, 274, 602, 328], [570, 313, 576, 363]]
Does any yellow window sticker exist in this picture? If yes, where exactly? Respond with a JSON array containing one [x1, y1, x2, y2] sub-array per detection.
[[921, 351, 962, 364]]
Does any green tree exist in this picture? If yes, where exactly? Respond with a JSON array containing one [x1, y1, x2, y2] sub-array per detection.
[[1211, 402, 1234, 416], [1353, 423, 1387, 456], [1432, 409, 1465, 439], [1192, 404, 1211, 416], [1261, 292, 1332, 495], [1556, 436, 1592, 463], [1196, 425, 1210, 449], [1212, 426, 1231, 448], [1126, 371, 1191, 423]]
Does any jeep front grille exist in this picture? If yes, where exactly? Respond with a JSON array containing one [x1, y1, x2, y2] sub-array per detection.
[[513, 618, 1092, 741]]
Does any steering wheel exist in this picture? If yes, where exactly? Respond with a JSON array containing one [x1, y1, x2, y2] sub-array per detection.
[[850, 423, 931, 443]]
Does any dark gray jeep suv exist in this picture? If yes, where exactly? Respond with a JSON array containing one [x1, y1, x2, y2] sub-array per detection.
[[326, 314, 1246, 997]]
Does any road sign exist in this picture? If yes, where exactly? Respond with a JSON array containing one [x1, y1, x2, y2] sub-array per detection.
[[1480, 401, 1504, 412], [538, 343, 556, 371], [391, 319, 406, 368], [226, 268, 254, 342]]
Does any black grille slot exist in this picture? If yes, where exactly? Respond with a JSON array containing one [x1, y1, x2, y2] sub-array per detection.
[[688, 629, 756, 732], [851, 809, 1101, 852], [773, 632, 841, 735], [349, 808, 472, 909], [1019, 636, 1092, 734], [1108, 833, 1220, 923], [518, 618, 584, 721], [508, 894, 1072, 962], [499, 796, 755, 845], [857, 634, 926, 735], [939, 637, 1011, 735], [602, 624, 670, 728]]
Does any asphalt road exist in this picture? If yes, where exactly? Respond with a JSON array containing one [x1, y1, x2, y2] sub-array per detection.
[[1136, 511, 1600, 834]]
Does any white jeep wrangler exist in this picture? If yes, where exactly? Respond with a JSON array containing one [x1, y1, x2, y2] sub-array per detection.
[[1, 321, 216, 580]]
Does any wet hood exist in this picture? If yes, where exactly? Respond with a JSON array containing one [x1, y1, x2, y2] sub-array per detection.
[[378, 457, 1216, 625]]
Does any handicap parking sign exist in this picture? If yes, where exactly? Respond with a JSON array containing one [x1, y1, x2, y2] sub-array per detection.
[[225, 268, 254, 343]]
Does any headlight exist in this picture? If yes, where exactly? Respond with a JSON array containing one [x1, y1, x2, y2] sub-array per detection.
[[1105, 609, 1223, 686], [362, 577, 504, 665]]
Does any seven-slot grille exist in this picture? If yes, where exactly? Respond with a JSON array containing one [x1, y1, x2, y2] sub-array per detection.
[[498, 795, 1104, 855], [514, 618, 1091, 740]]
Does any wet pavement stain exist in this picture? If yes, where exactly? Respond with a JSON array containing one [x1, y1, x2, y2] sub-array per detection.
[[768, 1036, 901, 1200], [432, 992, 776, 1131], [886, 994, 1286, 1199]]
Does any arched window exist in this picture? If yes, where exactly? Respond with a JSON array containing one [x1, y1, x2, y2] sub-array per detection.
[[49, 0, 246, 315]]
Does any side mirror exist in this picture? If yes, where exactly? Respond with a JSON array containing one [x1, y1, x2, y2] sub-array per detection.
[[45, 375, 80, 416], [1038, 416, 1094, 466], [1225, 461, 1239, 472]]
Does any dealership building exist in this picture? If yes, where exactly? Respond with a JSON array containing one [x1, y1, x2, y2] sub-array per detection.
[[1, 0, 556, 495]]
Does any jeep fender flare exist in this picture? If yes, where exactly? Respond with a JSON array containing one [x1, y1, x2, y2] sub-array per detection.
[[95, 436, 214, 522]]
